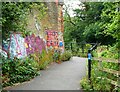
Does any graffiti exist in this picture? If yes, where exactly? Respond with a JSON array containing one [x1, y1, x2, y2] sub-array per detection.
[[2, 33, 46, 59], [46, 30, 58, 47], [1, 40, 10, 58], [46, 30, 64, 53], [9, 33, 27, 59], [2, 30, 64, 59], [2, 39, 9, 54], [25, 34, 35, 55], [25, 34, 46, 55]]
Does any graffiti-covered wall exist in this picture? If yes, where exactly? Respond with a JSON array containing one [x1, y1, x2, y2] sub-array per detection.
[[46, 30, 64, 53], [2, 33, 46, 59], [26, 1, 64, 52], [9, 33, 27, 59], [1, 1, 64, 59], [25, 34, 46, 55]]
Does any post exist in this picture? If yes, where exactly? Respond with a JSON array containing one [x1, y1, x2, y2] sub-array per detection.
[[88, 49, 92, 80]]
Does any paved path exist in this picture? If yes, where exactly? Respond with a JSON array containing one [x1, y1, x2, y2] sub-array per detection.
[[5, 57, 87, 90]]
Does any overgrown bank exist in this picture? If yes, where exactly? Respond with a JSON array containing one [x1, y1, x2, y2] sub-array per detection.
[[2, 50, 72, 88], [80, 45, 119, 91]]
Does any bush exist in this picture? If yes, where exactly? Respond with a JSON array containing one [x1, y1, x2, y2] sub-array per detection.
[[60, 50, 72, 61], [29, 50, 54, 70], [39, 50, 54, 70], [94, 45, 118, 59], [2, 57, 39, 87], [2, 50, 55, 87], [80, 77, 92, 90], [92, 50, 98, 57], [80, 60, 119, 91], [80, 44, 119, 91], [77, 52, 87, 58], [53, 51, 61, 63]]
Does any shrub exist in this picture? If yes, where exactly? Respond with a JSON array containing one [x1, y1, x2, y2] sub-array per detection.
[[2, 57, 39, 87], [29, 50, 54, 70], [80, 60, 118, 91], [38, 50, 53, 70], [92, 50, 98, 57], [94, 45, 118, 59], [101, 50, 108, 57], [80, 77, 92, 90], [2, 49, 55, 87], [53, 51, 61, 63], [60, 50, 72, 61], [77, 52, 87, 58], [80, 44, 119, 91]]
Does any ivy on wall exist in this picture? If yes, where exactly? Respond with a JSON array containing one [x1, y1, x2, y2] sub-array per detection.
[[2, 2, 47, 41]]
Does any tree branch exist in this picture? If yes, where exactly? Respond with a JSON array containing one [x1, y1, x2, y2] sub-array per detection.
[[64, 5, 76, 26]]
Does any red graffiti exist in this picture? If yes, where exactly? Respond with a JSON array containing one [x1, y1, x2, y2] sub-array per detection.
[[46, 30, 58, 47]]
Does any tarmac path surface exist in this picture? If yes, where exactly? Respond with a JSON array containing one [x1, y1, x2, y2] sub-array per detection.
[[5, 57, 87, 91]]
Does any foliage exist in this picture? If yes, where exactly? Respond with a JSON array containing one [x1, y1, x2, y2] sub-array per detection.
[[77, 44, 92, 57], [80, 60, 119, 91], [101, 2, 120, 41], [64, 2, 119, 46], [90, 61, 111, 91], [30, 50, 53, 70], [60, 50, 72, 61], [77, 52, 87, 58], [93, 45, 118, 59], [2, 49, 55, 87], [65, 43, 92, 58], [2, 2, 47, 40], [64, 2, 120, 91], [80, 77, 92, 91], [53, 51, 61, 63], [39, 50, 53, 70], [2, 57, 39, 87], [80, 44, 119, 91]]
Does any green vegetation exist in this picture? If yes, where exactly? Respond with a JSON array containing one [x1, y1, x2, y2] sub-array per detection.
[[2, 57, 39, 87], [64, 2, 119, 91], [93, 45, 119, 59], [1, 2, 47, 40], [64, 2, 119, 46], [80, 59, 120, 91], [80, 45, 119, 91], [65, 43, 92, 58], [53, 51, 61, 63], [2, 49, 72, 88], [1, 1, 120, 90], [60, 50, 72, 61], [30, 50, 54, 70]]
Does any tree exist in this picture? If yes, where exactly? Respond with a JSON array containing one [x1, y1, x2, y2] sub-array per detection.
[[64, 2, 119, 46], [101, 2, 120, 45], [70, 2, 104, 43]]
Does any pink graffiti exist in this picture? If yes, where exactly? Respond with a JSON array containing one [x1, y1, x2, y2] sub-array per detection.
[[25, 34, 46, 55], [46, 30, 58, 47]]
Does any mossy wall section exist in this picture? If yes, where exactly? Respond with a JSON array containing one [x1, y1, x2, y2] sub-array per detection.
[[26, 2, 64, 52], [27, 2, 60, 37]]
